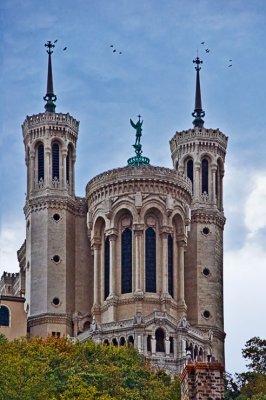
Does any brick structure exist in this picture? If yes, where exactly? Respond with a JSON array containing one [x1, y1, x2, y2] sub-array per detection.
[[180, 360, 225, 400]]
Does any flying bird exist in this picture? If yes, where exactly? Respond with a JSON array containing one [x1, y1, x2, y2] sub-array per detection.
[[201, 41, 205, 44], [229, 59, 232, 62], [113, 49, 116, 52], [228, 64, 232, 67], [54, 39, 58, 43], [110, 45, 114, 47], [119, 52, 122, 54], [205, 49, 210, 53], [63, 47, 67, 51]]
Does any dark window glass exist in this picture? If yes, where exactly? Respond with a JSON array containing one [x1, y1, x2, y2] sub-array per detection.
[[187, 159, 193, 191], [170, 337, 174, 354], [147, 335, 152, 352], [168, 234, 173, 297], [104, 237, 110, 300], [66, 153, 70, 183], [202, 158, 209, 193], [52, 143, 60, 179], [38, 144, 44, 181], [145, 227, 156, 292], [0, 306, 9, 326], [155, 328, 165, 352], [121, 228, 132, 294]]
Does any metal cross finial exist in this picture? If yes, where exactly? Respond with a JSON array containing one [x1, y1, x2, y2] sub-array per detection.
[[45, 40, 55, 55], [193, 56, 203, 71]]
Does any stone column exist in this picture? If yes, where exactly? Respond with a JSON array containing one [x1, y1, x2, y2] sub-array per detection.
[[211, 164, 217, 203], [108, 232, 118, 297], [72, 152, 76, 196], [161, 231, 169, 294], [29, 150, 35, 192], [151, 335, 156, 355], [45, 146, 50, 188], [92, 239, 101, 306], [177, 239, 186, 306], [165, 336, 170, 356], [195, 161, 201, 200], [133, 224, 144, 294], [62, 148, 67, 189]]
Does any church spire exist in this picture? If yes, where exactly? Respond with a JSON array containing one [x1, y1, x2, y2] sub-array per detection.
[[43, 40, 57, 113], [192, 56, 205, 128]]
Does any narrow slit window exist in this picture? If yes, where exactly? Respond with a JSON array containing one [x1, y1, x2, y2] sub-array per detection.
[[38, 144, 44, 181], [168, 234, 173, 297], [104, 237, 110, 300], [202, 158, 209, 193]]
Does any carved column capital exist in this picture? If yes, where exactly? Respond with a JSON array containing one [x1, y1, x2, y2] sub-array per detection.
[[105, 228, 118, 240]]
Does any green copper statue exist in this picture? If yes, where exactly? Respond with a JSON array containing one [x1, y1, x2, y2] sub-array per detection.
[[127, 115, 150, 166]]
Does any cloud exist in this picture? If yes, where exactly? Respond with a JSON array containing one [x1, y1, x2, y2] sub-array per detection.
[[244, 173, 266, 236], [0, 220, 25, 274]]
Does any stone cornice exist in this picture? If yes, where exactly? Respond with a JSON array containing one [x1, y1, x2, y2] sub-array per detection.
[[24, 195, 87, 217], [170, 127, 228, 152], [87, 166, 192, 207], [191, 210, 226, 228], [28, 313, 72, 327]]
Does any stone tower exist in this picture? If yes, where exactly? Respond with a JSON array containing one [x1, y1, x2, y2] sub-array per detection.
[[22, 41, 91, 337], [170, 57, 228, 363]]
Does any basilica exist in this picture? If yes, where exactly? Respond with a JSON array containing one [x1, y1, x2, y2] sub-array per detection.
[[0, 41, 228, 378]]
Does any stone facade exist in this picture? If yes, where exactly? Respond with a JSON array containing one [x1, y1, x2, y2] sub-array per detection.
[[2, 54, 228, 381]]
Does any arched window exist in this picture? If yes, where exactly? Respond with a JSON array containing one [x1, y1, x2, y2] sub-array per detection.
[[202, 158, 209, 193], [168, 234, 173, 297], [187, 159, 193, 192], [147, 335, 152, 352], [121, 228, 132, 294], [66, 153, 70, 184], [155, 328, 165, 352], [38, 143, 44, 181], [119, 337, 126, 346], [104, 237, 110, 300], [0, 306, 10, 326], [127, 335, 134, 346], [52, 143, 60, 179], [145, 227, 156, 293]]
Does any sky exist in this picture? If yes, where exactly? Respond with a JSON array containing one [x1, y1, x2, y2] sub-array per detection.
[[1, 0, 266, 374]]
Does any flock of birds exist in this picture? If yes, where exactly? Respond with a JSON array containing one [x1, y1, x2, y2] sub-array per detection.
[[110, 44, 122, 54], [201, 41, 232, 67]]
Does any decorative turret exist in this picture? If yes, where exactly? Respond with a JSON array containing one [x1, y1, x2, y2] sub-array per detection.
[[43, 40, 57, 113], [192, 56, 205, 128]]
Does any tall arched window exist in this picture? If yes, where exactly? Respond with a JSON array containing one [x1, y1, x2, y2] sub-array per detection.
[[202, 158, 209, 193], [66, 153, 70, 184], [104, 237, 110, 300], [37, 143, 44, 181], [121, 228, 132, 294], [155, 328, 165, 352], [187, 159, 193, 192], [168, 234, 173, 297], [145, 227, 156, 293], [0, 306, 10, 326], [52, 143, 60, 179]]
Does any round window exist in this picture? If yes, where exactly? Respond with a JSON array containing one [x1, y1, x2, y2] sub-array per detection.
[[53, 213, 60, 221], [203, 268, 210, 277], [52, 255, 60, 263], [203, 310, 210, 319], [203, 227, 210, 235], [52, 297, 60, 306]]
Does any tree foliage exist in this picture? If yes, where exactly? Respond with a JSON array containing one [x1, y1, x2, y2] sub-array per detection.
[[0, 337, 181, 400], [225, 337, 266, 400]]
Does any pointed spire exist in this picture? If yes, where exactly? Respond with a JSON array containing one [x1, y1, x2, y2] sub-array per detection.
[[192, 56, 205, 128], [43, 41, 57, 113]]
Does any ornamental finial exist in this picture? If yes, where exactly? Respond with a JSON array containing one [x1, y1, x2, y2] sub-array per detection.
[[43, 40, 57, 113], [192, 56, 205, 128]]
